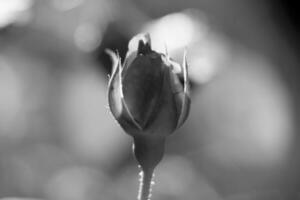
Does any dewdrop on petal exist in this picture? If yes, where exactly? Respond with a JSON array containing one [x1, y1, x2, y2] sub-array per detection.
[[107, 33, 190, 200]]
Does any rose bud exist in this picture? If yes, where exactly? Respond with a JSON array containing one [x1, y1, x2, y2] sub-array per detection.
[[107, 33, 190, 173]]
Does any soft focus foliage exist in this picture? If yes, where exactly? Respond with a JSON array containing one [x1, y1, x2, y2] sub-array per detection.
[[0, 0, 300, 200]]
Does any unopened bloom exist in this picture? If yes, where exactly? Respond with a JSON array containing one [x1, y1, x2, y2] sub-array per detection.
[[107, 33, 190, 172]]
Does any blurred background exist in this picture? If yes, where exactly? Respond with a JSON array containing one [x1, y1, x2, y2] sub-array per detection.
[[0, 0, 300, 199]]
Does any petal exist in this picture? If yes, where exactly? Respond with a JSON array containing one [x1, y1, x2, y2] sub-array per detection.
[[107, 52, 143, 132], [105, 49, 120, 75], [123, 33, 152, 76], [169, 59, 182, 74], [169, 68, 184, 94], [161, 54, 181, 74], [175, 92, 191, 128], [122, 55, 164, 129], [143, 67, 178, 135], [107, 51, 123, 119], [128, 33, 151, 53], [182, 49, 190, 95], [123, 50, 137, 75], [176, 50, 191, 128], [121, 97, 143, 130], [123, 50, 141, 80], [137, 39, 152, 55]]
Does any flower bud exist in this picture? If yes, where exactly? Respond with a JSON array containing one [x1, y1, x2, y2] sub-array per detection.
[[107, 33, 190, 172]]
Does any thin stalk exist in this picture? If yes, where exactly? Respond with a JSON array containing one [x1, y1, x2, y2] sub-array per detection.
[[138, 169, 154, 200]]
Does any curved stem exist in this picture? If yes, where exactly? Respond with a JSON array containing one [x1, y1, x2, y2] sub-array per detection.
[[138, 169, 154, 200]]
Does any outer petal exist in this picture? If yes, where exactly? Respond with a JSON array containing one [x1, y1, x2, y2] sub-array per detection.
[[176, 50, 190, 128], [175, 92, 191, 128], [169, 70, 185, 125], [107, 50, 123, 119], [107, 50, 143, 132]]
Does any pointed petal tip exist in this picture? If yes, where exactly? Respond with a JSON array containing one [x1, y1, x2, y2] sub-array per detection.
[[182, 48, 190, 95], [137, 33, 152, 55], [105, 49, 121, 75], [164, 43, 169, 57], [175, 48, 191, 129], [183, 48, 188, 70], [105, 48, 115, 56], [143, 32, 151, 46], [128, 33, 152, 52], [105, 49, 118, 61]]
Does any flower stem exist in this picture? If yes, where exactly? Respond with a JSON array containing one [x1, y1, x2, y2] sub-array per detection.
[[133, 137, 165, 200], [138, 168, 154, 200]]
